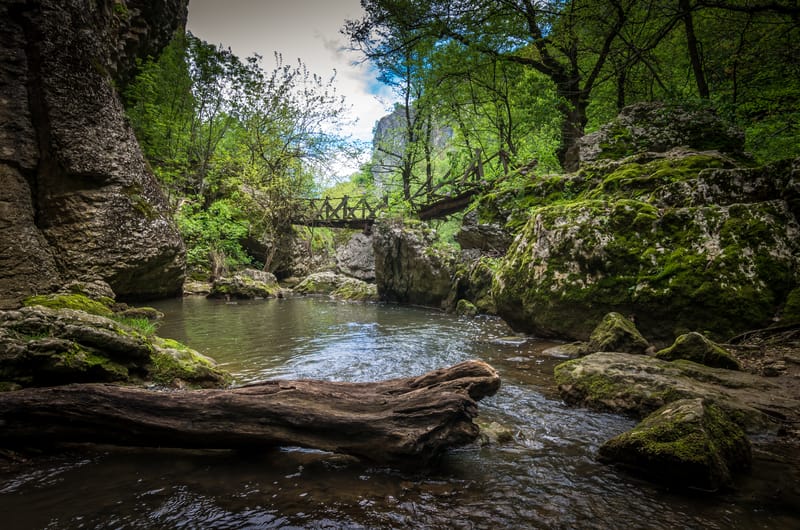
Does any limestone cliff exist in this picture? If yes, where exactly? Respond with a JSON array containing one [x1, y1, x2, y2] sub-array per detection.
[[0, 0, 187, 308]]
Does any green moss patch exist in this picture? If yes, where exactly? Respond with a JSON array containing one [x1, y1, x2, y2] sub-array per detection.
[[23, 293, 113, 317]]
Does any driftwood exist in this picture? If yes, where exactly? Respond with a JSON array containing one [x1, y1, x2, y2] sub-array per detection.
[[0, 360, 500, 465]]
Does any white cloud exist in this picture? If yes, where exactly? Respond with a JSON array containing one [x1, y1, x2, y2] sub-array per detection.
[[187, 0, 400, 177]]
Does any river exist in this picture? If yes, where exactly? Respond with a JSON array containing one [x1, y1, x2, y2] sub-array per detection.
[[1, 296, 797, 529]]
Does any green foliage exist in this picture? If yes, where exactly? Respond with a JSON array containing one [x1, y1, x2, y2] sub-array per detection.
[[112, 316, 158, 337], [176, 198, 252, 274]]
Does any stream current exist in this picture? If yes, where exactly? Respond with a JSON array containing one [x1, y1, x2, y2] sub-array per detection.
[[1, 296, 797, 529]]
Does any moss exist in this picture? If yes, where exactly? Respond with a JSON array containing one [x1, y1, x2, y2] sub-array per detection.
[[23, 293, 113, 317], [112, 316, 158, 336], [456, 299, 478, 317], [587, 312, 650, 354], [53, 343, 130, 381], [331, 280, 379, 302], [0, 382, 22, 392]]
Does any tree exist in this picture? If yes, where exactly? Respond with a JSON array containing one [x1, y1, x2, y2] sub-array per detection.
[[346, 0, 631, 170]]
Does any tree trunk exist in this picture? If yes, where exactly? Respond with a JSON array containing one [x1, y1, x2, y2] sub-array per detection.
[[680, 0, 710, 98], [0, 361, 500, 466]]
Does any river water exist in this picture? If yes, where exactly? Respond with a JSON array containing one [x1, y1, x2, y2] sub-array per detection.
[[1, 296, 797, 529]]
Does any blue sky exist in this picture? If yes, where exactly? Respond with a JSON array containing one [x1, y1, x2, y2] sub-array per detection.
[[187, 0, 396, 157]]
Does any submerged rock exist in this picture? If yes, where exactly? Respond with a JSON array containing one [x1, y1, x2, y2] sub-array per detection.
[[656, 332, 740, 370], [598, 398, 751, 491], [554, 351, 798, 433]]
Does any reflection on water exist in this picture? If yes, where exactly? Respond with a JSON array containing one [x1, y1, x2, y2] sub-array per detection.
[[1, 297, 797, 529]]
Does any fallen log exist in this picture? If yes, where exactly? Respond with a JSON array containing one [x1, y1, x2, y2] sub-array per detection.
[[0, 360, 500, 465]]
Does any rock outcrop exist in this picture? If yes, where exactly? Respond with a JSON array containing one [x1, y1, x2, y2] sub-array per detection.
[[373, 220, 457, 307], [336, 232, 375, 281], [492, 104, 799, 343], [655, 332, 741, 370], [0, 300, 228, 388], [0, 0, 188, 308]]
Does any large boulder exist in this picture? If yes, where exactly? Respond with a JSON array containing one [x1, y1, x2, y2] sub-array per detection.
[[336, 232, 375, 281], [0, 0, 188, 307], [493, 144, 799, 343], [598, 398, 752, 491], [554, 351, 799, 433], [373, 220, 457, 307], [208, 269, 282, 299], [294, 271, 378, 302], [579, 102, 744, 164]]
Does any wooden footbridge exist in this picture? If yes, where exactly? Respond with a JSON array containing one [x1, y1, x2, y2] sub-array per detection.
[[291, 150, 532, 228]]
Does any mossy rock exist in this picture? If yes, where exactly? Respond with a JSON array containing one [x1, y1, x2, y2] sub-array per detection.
[[23, 293, 113, 318], [554, 351, 792, 433], [598, 398, 751, 491], [148, 337, 231, 388], [330, 279, 379, 302], [586, 312, 649, 354], [456, 299, 478, 317], [209, 270, 281, 299], [656, 332, 740, 370]]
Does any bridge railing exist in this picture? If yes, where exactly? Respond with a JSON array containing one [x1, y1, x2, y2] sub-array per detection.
[[291, 195, 380, 226]]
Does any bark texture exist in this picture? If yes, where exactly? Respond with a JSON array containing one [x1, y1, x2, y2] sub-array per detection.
[[0, 360, 501, 465]]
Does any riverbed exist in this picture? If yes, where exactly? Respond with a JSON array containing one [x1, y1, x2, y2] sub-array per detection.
[[1, 296, 796, 528]]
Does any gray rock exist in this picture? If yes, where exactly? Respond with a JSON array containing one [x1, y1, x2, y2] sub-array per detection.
[[455, 210, 513, 253], [373, 220, 457, 308], [336, 232, 375, 281], [209, 269, 281, 299], [0, 0, 188, 306], [586, 312, 650, 355]]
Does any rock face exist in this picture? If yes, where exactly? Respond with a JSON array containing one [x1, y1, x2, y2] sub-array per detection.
[[598, 398, 752, 491], [0, 0, 188, 307], [373, 220, 456, 307], [455, 210, 513, 254], [493, 105, 799, 343], [336, 232, 375, 281]]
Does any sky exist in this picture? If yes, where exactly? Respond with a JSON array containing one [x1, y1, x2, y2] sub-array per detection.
[[186, 0, 396, 177]]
